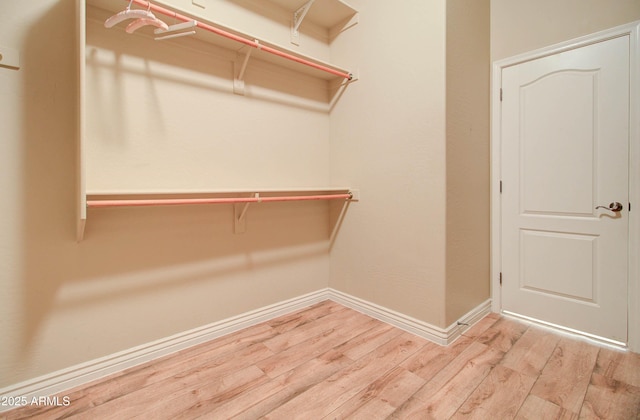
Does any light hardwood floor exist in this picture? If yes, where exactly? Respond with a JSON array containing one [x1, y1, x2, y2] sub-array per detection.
[[3, 300, 640, 419]]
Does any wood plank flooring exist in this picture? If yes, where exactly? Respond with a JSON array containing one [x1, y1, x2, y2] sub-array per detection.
[[3, 300, 640, 419]]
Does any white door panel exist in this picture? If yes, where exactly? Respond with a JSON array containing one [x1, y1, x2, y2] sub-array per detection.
[[519, 229, 596, 301], [501, 36, 629, 343], [520, 70, 596, 216]]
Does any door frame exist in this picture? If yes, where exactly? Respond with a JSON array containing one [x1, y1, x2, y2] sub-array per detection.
[[491, 21, 640, 352]]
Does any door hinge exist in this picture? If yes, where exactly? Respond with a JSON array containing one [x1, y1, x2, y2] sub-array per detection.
[[500, 88, 503, 101], [500, 180, 502, 193], [499, 272, 502, 286], [630, 202, 632, 212]]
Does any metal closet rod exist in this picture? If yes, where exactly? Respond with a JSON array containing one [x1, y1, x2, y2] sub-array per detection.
[[87, 192, 353, 208], [127, 0, 353, 80]]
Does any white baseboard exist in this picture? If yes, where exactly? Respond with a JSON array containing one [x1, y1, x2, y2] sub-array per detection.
[[328, 289, 492, 345], [0, 288, 492, 412], [446, 298, 494, 343]]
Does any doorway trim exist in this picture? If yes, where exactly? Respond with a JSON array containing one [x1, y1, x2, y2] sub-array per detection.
[[490, 21, 640, 352]]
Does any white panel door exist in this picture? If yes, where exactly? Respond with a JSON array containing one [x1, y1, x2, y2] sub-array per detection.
[[501, 35, 630, 344]]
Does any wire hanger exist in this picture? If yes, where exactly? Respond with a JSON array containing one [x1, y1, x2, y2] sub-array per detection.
[[104, 0, 153, 28]]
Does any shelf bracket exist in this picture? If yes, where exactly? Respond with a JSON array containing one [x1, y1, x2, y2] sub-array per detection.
[[233, 47, 253, 95], [233, 193, 258, 233], [0, 45, 20, 70], [154, 20, 197, 41], [77, 218, 86, 242], [291, 0, 315, 45]]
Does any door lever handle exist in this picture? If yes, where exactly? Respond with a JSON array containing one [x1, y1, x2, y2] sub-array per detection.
[[595, 202, 623, 212]]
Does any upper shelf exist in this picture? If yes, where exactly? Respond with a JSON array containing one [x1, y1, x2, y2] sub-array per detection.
[[267, 0, 358, 36], [86, 0, 356, 82], [269, 0, 356, 28]]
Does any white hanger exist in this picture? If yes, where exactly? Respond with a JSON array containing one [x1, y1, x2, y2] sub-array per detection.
[[126, 17, 169, 33], [125, 2, 169, 34], [104, 0, 154, 28]]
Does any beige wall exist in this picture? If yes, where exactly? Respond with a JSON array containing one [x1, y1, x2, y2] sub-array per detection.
[[0, 0, 333, 387], [491, 0, 640, 61], [445, 0, 491, 325], [329, 0, 490, 329], [329, 0, 448, 326], [84, 2, 334, 192]]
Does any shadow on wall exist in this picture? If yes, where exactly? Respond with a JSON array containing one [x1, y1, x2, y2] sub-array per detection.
[[18, 0, 349, 366]]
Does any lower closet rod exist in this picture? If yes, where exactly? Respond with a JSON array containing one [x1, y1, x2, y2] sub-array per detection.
[[87, 193, 353, 208], [127, 0, 353, 80]]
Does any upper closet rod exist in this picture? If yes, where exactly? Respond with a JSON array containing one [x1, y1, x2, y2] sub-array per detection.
[[87, 192, 353, 208], [127, 0, 353, 80]]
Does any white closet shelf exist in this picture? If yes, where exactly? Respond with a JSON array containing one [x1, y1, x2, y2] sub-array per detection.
[[86, 0, 355, 82], [270, 0, 357, 30], [78, 187, 358, 240], [87, 186, 353, 197], [76, 0, 359, 241]]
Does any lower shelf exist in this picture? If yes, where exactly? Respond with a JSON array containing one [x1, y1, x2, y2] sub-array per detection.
[[77, 187, 357, 241]]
